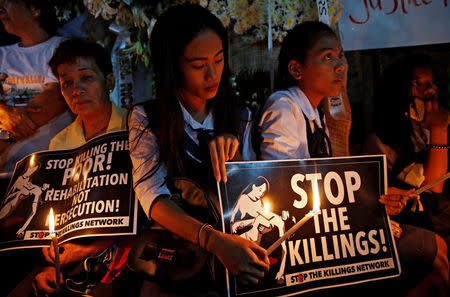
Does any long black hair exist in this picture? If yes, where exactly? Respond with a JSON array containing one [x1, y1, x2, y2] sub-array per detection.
[[276, 21, 337, 90], [241, 176, 269, 197], [140, 3, 238, 177]]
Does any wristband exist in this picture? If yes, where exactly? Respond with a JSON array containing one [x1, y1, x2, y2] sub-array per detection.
[[197, 223, 212, 249], [429, 144, 450, 149]]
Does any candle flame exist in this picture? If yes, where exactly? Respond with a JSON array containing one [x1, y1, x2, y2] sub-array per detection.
[[49, 208, 55, 236], [312, 178, 321, 212], [29, 154, 35, 167], [264, 201, 271, 213]]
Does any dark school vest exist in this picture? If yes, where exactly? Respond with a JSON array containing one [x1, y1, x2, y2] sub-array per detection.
[[303, 109, 332, 158]]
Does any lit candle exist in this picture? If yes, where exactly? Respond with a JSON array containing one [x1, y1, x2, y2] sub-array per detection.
[[410, 172, 450, 212], [267, 177, 321, 255], [49, 208, 61, 288], [263, 201, 271, 214], [29, 154, 35, 167], [257, 200, 274, 221], [416, 172, 450, 194]]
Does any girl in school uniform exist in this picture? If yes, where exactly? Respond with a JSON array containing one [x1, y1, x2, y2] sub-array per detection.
[[128, 4, 268, 296]]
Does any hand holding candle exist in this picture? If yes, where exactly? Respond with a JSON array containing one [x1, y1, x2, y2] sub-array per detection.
[[410, 173, 450, 212], [416, 172, 450, 195], [49, 208, 61, 289], [267, 209, 319, 255]]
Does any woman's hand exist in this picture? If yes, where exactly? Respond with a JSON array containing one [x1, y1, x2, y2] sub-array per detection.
[[208, 133, 239, 183], [32, 266, 63, 296], [423, 99, 449, 130], [0, 103, 39, 139], [207, 229, 270, 285], [43, 241, 95, 267], [42, 239, 113, 267], [379, 187, 418, 216]]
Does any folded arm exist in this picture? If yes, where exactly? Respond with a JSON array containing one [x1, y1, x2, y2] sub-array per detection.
[[0, 82, 67, 140]]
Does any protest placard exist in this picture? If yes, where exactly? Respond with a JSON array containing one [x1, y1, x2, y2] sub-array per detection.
[[339, 0, 450, 50], [0, 130, 137, 251], [218, 155, 400, 296]]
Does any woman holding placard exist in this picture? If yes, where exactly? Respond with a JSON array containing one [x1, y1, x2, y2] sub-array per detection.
[[128, 4, 268, 296], [32, 38, 137, 297], [258, 21, 448, 296]]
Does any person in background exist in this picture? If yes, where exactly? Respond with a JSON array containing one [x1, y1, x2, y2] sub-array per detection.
[[32, 38, 139, 297], [0, 0, 71, 181], [258, 21, 448, 296], [363, 54, 450, 262], [47, 38, 127, 148], [366, 54, 448, 194], [129, 4, 268, 296], [0, 1, 70, 295]]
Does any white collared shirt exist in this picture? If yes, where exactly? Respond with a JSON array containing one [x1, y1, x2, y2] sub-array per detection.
[[129, 103, 255, 219], [179, 101, 214, 163], [258, 86, 329, 160]]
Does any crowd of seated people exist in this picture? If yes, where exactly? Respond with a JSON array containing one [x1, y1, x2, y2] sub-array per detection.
[[0, 2, 449, 297], [0, 0, 70, 295], [0, 0, 71, 183], [258, 21, 449, 297]]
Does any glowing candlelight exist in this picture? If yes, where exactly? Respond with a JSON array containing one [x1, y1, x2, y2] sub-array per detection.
[[49, 208, 61, 288], [29, 154, 35, 167], [256, 198, 275, 221], [74, 171, 80, 182], [49, 208, 55, 235], [267, 181, 321, 255], [264, 201, 271, 214]]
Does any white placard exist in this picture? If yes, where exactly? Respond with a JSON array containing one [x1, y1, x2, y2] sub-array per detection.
[[338, 0, 450, 50]]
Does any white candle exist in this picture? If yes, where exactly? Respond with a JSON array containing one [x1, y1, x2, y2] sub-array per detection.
[[267, 177, 321, 255], [49, 208, 61, 288], [263, 201, 271, 215], [410, 172, 450, 212], [415, 172, 450, 194], [267, 210, 319, 255]]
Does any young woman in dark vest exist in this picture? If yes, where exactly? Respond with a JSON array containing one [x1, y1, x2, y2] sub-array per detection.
[[128, 4, 267, 296], [258, 21, 448, 296]]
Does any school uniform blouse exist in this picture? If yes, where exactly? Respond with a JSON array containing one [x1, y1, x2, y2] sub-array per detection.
[[129, 103, 255, 219], [258, 86, 329, 160]]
